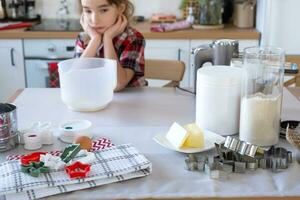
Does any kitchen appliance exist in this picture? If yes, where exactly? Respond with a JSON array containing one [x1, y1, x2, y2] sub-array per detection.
[[58, 58, 117, 112], [7, 0, 40, 21], [24, 39, 76, 88], [24, 19, 82, 88], [0, 103, 20, 152], [191, 39, 239, 92], [196, 66, 242, 135], [27, 18, 82, 32]]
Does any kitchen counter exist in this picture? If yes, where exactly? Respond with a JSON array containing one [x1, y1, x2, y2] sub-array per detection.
[[0, 21, 260, 39]]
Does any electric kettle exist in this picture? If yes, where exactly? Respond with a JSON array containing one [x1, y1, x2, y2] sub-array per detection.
[[58, 58, 117, 112], [191, 39, 239, 92]]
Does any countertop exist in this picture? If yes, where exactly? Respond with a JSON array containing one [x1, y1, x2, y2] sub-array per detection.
[[0, 21, 260, 40]]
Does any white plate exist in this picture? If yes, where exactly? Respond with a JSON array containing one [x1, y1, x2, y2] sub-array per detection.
[[153, 130, 225, 153]]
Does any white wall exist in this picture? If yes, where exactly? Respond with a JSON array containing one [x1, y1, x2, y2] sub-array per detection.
[[131, 0, 182, 18], [35, 0, 81, 19], [256, 0, 300, 54], [34, 0, 182, 19]]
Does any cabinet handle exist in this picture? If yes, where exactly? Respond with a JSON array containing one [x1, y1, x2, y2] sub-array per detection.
[[177, 49, 181, 61], [66, 46, 75, 51], [10, 48, 15, 66]]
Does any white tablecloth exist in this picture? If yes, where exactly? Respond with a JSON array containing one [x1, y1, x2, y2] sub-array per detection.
[[1, 87, 299, 199]]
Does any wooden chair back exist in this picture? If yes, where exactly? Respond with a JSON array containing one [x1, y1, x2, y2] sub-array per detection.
[[144, 59, 185, 87]]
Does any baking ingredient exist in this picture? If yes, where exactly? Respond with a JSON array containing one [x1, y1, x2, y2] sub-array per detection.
[[23, 133, 42, 150], [74, 136, 93, 150], [166, 122, 189, 149], [196, 66, 242, 136], [239, 93, 282, 146], [182, 123, 204, 148]]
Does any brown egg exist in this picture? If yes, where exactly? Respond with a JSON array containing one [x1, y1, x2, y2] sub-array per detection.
[[74, 136, 93, 150]]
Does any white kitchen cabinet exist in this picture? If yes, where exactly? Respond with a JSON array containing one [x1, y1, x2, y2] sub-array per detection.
[[189, 39, 259, 88], [0, 40, 25, 102], [145, 39, 190, 87]]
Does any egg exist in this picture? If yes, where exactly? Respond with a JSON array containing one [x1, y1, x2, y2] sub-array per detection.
[[74, 136, 93, 150]]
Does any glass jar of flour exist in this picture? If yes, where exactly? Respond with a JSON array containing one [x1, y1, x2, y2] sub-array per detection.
[[239, 47, 285, 146]]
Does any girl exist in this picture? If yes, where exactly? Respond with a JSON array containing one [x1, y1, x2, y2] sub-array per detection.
[[75, 0, 146, 91]]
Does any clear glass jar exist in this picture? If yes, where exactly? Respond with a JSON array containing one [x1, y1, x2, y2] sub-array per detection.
[[199, 0, 223, 25], [239, 47, 285, 146]]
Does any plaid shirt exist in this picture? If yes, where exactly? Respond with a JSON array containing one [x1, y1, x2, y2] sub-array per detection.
[[75, 26, 146, 87]]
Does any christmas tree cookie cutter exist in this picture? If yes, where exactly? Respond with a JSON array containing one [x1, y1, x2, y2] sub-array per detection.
[[60, 144, 81, 163], [21, 161, 49, 177]]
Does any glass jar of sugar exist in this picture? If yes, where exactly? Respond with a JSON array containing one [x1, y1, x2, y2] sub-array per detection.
[[239, 47, 285, 146], [196, 65, 242, 136]]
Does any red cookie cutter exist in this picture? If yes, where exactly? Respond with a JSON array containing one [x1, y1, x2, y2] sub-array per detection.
[[21, 152, 46, 165], [65, 161, 91, 179]]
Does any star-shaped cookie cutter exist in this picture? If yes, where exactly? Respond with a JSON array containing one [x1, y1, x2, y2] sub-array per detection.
[[65, 161, 91, 179], [21, 152, 47, 165], [21, 161, 50, 177]]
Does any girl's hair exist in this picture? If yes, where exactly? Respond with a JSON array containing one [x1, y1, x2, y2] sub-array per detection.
[[107, 0, 134, 19]]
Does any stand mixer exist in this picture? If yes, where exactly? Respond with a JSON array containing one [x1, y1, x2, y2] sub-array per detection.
[[191, 39, 239, 93]]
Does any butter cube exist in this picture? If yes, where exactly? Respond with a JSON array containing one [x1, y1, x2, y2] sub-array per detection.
[[166, 122, 189, 149], [182, 123, 204, 148]]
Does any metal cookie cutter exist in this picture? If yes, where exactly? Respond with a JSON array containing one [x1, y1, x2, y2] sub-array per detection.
[[263, 146, 293, 172], [221, 137, 293, 172], [185, 154, 207, 171], [224, 136, 265, 158], [204, 160, 231, 179], [185, 154, 232, 179]]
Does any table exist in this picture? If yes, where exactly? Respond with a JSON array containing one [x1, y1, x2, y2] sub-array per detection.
[[2, 87, 300, 200]]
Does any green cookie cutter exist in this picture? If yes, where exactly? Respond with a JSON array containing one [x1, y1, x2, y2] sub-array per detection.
[[60, 144, 81, 163], [21, 161, 50, 177]]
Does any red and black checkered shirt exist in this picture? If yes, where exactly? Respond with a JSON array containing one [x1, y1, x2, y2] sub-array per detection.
[[74, 26, 146, 87]]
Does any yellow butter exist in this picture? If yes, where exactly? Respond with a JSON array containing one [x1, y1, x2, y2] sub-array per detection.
[[166, 122, 189, 149], [182, 123, 204, 148]]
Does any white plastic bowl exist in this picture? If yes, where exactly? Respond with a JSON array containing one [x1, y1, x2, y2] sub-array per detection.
[[58, 58, 117, 112]]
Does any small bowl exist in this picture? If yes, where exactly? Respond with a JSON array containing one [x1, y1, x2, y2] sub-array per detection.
[[59, 120, 92, 143]]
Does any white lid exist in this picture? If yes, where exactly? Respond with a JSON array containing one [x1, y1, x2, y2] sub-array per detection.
[[197, 66, 242, 86]]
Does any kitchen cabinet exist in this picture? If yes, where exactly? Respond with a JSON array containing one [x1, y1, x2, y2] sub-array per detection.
[[145, 39, 190, 87], [189, 39, 259, 87], [23, 39, 75, 88], [0, 39, 25, 102]]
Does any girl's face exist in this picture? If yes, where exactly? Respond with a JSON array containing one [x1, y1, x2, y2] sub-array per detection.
[[81, 0, 125, 34]]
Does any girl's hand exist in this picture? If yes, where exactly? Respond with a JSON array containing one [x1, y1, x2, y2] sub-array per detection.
[[80, 14, 101, 41], [104, 15, 128, 41]]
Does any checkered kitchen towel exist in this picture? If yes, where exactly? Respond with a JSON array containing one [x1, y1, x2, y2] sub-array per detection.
[[0, 144, 151, 200]]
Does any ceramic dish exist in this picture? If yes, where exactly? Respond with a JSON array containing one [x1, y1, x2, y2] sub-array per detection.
[[153, 130, 225, 153]]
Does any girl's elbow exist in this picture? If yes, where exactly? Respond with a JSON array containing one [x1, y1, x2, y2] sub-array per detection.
[[114, 83, 126, 92]]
